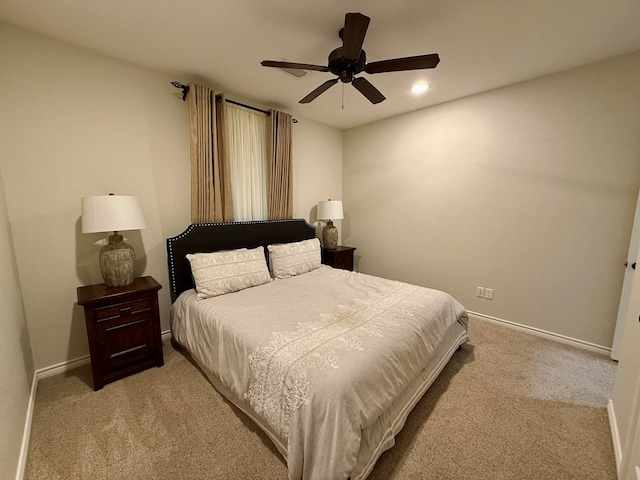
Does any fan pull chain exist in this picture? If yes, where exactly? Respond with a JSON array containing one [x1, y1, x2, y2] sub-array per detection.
[[341, 83, 345, 110]]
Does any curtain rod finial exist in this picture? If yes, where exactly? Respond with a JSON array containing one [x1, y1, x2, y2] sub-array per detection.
[[171, 81, 189, 101]]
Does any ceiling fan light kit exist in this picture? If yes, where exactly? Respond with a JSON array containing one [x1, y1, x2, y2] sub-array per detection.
[[261, 12, 440, 105]]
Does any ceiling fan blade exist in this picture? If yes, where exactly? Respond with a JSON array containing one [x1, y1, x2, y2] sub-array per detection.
[[261, 60, 329, 72], [299, 79, 339, 104], [364, 53, 440, 74], [342, 13, 370, 62], [352, 77, 386, 104]]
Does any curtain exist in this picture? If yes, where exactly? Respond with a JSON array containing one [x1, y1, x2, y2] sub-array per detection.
[[267, 110, 293, 220], [214, 95, 234, 222], [186, 84, 233, 223], [225, 102, 269, 221]]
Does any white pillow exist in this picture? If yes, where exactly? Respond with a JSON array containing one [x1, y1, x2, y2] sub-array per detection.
[[186, 246, 271, 299], [267, 238, 321, 279]]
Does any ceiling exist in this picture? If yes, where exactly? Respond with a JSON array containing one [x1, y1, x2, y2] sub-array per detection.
[[2, 0, 640, 130]]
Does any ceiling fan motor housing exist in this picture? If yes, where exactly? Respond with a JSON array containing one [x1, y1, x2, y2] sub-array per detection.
[[329, 48, 366, 83]]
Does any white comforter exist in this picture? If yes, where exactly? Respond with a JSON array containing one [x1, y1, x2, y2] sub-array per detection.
[[171, 265, 467, 480]]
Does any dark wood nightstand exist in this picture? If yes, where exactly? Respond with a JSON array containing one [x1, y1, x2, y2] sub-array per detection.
[[321, 246, 356, 271], [77, 276, 164, 390]]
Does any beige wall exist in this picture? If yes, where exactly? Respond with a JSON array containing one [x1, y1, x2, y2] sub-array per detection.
[[0, 22, 343, 375], [0, 22, 191, 370], [0, 165, 33, 478], [343, 51, 640, 348], [292, 119, 344, 242]]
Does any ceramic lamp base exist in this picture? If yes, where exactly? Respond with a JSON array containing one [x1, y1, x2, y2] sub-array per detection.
[[99, 234, 136, 287], [322, 220, 339, 250]]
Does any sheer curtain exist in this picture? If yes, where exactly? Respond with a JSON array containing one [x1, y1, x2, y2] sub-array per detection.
[[225, 103, 268, 221]]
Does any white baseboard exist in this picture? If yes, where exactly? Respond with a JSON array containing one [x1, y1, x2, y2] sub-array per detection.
[[467, 311, 612, 356], [36, 354, 91, 380], [14, 372, 37, 480], [608, 399, 623, 475], [35, 330, 173, 381], [15, 330, 172, 480]]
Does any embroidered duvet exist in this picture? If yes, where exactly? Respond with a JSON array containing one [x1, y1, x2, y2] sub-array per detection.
[[171, 265, 467, 480]]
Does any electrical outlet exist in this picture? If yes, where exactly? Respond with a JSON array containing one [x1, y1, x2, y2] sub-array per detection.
[[476, 286, 485, 298], [485, 288, 494, 300]]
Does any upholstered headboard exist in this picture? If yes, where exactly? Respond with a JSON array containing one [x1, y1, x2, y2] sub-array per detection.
[[166, 219, 317, 302]]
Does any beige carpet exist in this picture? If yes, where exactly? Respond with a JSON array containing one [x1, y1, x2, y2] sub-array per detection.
[[24, 318, 617, 480]]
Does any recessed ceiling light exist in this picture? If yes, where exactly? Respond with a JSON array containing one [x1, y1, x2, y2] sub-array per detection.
[[411, 83, 430, 94]]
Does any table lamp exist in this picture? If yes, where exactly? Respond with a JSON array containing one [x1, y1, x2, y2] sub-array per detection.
[[81, 194, 146, 287], [317, 199, 343, 250]]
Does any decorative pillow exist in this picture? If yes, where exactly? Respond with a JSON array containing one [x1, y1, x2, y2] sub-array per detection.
[[267, 238, 321, 279], [186, 246, 271, 299]]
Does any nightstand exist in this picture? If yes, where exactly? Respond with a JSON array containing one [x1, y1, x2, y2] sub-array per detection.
[[321, 245, 356, 271], [77, 276, 164, 390]]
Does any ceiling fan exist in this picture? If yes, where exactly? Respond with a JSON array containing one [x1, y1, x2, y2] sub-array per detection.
[[261, 12, 440, 105]]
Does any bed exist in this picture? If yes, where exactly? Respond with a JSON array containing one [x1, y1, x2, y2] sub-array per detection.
[[167, 219, 468, 480]]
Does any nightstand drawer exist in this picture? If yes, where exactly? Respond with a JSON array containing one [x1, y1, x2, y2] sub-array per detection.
[[332, 256, 353, 270], [96, 312, 155, 368], [94, 298, 152, 321]]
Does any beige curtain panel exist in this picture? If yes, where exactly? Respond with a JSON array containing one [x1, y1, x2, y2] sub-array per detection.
[[214, 94, 234, 222], [267, 110, 293, 220], [186, 84, 233, 223]]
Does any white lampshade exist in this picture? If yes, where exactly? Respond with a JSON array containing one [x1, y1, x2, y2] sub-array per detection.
[[82, 195, 146, 233], [317, 200, 344, 221]]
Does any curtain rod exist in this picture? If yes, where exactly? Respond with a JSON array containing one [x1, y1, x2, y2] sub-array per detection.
[[222, 97, 270, 116], [171, 82, 298, 123]]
